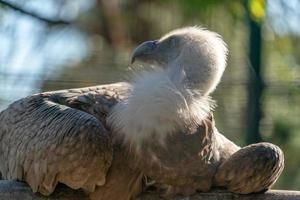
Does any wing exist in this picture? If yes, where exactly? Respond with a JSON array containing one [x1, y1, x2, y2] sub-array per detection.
[[214, 142, 284, 194], [0, 82, 130, 195], [46, 82, 131, 124]]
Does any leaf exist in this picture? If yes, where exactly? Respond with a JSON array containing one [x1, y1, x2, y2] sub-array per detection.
[[249, 0, 265, 22]]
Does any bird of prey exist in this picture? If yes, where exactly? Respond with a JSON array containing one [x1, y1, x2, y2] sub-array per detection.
[[0, 27, 284, 200]]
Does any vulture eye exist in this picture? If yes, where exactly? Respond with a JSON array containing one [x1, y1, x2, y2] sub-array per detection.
[[158, 36, 178, 50], [168, 36, 178, 47]]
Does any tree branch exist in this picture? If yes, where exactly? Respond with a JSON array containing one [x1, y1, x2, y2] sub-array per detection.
[[0, 0, 69, 25]]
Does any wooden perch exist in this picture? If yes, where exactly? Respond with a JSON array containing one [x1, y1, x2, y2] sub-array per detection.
[[0, 180, 300, 200]]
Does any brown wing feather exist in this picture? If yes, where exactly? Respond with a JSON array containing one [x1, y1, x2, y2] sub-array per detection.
[[46, 82, 130, 123], [0, 82, 130, 195]]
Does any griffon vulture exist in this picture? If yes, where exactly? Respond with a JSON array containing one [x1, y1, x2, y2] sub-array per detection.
[[0, 27, 284, 200]]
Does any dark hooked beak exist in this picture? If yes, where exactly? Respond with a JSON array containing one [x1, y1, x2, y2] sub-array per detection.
[[131, 40, 158, 64]]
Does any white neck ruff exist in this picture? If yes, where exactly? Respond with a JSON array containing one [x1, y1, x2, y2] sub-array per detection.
[[108, 70, 215, 146]]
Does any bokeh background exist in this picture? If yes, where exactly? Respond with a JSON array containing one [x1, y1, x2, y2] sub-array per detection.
[[0, 0, 299, 190]]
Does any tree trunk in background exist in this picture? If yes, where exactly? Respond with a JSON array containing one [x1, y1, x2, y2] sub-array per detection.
[[97, 0, 129, 51], [245, 0, 263, 144]]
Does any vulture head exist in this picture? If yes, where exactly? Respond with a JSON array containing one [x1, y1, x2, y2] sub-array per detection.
[[131, 26, 228, 95], [109, 27, 228, 147]]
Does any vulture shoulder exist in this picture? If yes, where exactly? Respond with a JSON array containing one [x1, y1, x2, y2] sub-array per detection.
[[0, 82, 130, 195]]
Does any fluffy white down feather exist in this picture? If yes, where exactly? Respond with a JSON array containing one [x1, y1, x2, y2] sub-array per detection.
[[108, 69, 214, 146]]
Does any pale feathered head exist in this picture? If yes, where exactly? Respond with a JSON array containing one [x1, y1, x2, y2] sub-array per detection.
[[131, 26, 228, 95], [109, 27, 228, 147]]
